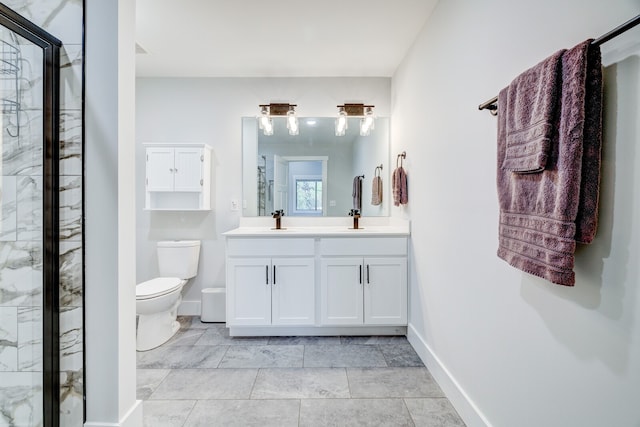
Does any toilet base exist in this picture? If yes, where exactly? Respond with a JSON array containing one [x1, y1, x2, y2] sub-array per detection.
[[136, 297, 181, 351]]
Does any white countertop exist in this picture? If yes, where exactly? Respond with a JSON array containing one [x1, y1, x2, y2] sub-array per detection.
[[223, 217, 410, 237], [223, 226, 409, 237]]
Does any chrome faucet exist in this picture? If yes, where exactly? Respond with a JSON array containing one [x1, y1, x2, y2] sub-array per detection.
[[348, 209, 361, 229], [271, 209, 285, 229]]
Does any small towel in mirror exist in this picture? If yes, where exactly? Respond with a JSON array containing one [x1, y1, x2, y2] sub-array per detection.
[[371, 176, 383, 205]]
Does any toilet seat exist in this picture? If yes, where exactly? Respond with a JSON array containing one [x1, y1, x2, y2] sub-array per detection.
[[136, 277, 184, 300]]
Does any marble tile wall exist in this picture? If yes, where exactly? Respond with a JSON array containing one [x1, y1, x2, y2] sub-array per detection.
[[0, 0, 83, 426]]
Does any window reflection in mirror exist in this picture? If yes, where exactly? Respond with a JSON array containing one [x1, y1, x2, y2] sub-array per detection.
[[242, 117, 389, 217]]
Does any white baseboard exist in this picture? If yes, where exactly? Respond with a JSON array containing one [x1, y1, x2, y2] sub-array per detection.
[[84, 399, 143, 427], [177, 300, 201, 316], [407, 323, 492, 427], [229, 325, 406, 336]]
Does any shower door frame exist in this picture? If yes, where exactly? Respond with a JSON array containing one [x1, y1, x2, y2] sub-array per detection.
[[0, 4, 62, 426]]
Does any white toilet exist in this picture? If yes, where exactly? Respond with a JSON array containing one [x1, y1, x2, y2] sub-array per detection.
[[136, 240, 201, 351]]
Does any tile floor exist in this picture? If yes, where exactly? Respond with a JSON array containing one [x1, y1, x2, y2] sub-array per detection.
[[137, 316, 465, 427]]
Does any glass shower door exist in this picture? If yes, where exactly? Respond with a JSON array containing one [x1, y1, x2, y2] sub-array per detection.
[[0, 5, 61, 427]]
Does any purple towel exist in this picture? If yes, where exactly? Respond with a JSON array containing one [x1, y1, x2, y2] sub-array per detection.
[[501, 49, 564, 173], [496, 39, 603, 286], [392, 167, 408, 206]]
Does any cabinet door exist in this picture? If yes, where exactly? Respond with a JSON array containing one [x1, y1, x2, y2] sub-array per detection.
[[320, 258, 363, 325], [364, 257, 407, 325], [173, 148, 203, 192], [226, 258, 271, 326], [271, 257, 315, 325], [146, 147, 175, 191]]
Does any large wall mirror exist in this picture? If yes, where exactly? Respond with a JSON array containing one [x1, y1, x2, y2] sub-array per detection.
[[242, 116, 389, 217]]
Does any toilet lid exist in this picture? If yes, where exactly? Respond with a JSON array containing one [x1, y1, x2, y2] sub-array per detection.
[[136, 277, 183, 298]]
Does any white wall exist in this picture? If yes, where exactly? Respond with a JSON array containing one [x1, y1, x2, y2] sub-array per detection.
[[85, 0, 141, 425], [393, 1, 640, 426], [136, 78, 390, 312]]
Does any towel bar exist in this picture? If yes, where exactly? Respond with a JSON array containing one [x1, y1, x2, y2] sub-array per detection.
[[478, 14, 640, 113]]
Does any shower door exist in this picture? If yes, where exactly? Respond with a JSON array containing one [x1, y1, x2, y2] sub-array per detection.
[[0, 5, 61, 427]]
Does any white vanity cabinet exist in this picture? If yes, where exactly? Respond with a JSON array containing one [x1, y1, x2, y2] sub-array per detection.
[[144, 143, 212, 210], [320, 237, 407, 326], [226, 238, 315, 326], [223, 225, 409, 336]]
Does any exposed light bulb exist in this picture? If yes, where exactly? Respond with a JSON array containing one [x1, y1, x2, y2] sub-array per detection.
[[360, 107, 375, 136], [258, 105, 273, 136], [335, 107, 348, 136], [287, 106, 299, 135], [262, 118, 273, 135]]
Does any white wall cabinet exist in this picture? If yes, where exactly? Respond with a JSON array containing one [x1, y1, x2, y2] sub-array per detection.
[[144, 143, 212, 210], [320, 256, 407, 326], [226, 238, 315, 326]]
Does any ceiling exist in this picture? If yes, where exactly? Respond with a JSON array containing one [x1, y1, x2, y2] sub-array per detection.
[[135, 0, 438, 78]]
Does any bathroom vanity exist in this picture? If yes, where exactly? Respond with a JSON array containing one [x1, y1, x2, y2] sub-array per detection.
[[223, 218, 410, 336]]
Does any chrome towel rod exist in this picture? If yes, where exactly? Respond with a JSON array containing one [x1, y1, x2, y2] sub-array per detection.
[[478, 14, 640, 113]]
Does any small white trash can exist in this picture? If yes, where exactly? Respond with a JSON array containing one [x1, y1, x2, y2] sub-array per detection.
[[201, 287, 226, 322]]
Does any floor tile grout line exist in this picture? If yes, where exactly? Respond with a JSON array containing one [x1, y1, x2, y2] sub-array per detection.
[[401, 397, 418, 427], [377, 343, 391, 367], [345, 367, 352, 398], [215, 344, 231, 368], [178, 399, 198, 427], [149, 368, 172, 400], [248, 367, 261, 399]]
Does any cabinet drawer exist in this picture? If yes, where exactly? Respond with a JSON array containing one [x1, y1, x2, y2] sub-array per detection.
[[320, 237, 407, 256], [227, 238, 315, 257]]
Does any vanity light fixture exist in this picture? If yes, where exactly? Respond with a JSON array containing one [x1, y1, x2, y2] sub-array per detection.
[[258, 103, 298, 136], [335, 103, 375, 136]]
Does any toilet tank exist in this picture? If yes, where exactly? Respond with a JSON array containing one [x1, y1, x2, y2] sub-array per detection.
[[157, 240, 201, 279]]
